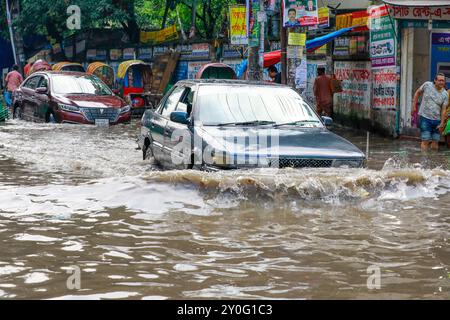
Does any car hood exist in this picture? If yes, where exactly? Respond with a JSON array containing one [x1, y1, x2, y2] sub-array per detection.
[[196, 126, 365, 159], [54, 94, 124, 109]]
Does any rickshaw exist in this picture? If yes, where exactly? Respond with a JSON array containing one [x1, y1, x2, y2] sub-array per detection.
[[52, 61, 85, 72], [195, 63, 237, 79], [28, 59, 52, 75], [117, 60, 153, 115], [86, 62, 115, 88]]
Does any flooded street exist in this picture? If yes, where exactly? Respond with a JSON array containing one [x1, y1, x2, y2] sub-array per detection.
[[0, 120, 449, 299]]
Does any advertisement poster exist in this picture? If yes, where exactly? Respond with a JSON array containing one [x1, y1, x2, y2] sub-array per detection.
[[138, 48, 153, 60], [430, 32, 450, 89], [192, 43, 210, 58], [295, 58, 307, 89], [369, 5, 396, 69], [123, 48, 135, 60], [86, 49, 96, 60], [187, 61, 209, 79], [246, 0, 260, 47], [283, 0, 318, 27], [318, 7, 329, 28], [372, 68, 397, 110], [110, 49, 122, 61], [334, 61, 371, 115], [288, 33, 306, 46], [229, 5, 248, 45]]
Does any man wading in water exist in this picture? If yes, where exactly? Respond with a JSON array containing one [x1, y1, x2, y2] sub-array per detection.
[[412, 73, 449, 151]]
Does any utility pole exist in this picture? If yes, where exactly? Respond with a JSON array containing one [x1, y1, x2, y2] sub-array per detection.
[[5, 0, 17, 65]]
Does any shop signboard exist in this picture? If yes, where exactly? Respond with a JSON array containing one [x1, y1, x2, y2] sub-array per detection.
[[153, 46, 169, 57], [372, 68, 397, 110], [283, 0, 318, 27], [369, 5, 396, 69], [96, 49, 107, 60], [229, 5, 248, 45], [431, 32, 450, 89], [391, 6, 450, 20]]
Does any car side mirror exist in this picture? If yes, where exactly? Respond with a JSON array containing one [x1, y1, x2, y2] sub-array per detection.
[[170, 111, 189, 125], [35, 87, 48, 94], [322, 116, 333, 126]]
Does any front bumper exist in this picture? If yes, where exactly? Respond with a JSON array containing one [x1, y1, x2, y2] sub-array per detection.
[[57, 109, 131, 125]]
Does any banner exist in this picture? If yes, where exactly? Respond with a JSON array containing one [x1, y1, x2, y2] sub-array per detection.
[[229, 5, 247, 45], [369, 4, 396, 69], [372, 68, 397, 110], [140, 25, 179, 44], [246, 0, 260, 47], [390, 6, 450, 20], [283, 0, 318, 27]]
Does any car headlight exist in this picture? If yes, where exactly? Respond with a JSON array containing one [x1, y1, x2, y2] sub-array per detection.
[[58, 104, 80, 112], [332, 159, 363, 168], [120, 105, 131, 114]]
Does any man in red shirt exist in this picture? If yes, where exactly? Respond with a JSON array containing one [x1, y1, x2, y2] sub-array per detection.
[[313, 67, 333, 117], [4, 65, 23, 110]]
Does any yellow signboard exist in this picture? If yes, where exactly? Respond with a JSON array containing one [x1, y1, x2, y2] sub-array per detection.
[[288, 33, 306, 46], [229, 5, 247, 45], [140, 25, 178, 44]]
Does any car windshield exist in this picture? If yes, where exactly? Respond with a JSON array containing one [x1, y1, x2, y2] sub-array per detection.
[[51, 75, 112, 95], [196, 85, 322, 127]]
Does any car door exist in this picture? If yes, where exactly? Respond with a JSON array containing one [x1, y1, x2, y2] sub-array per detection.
[[149, 86, 185, 163], [164, 86, 194, 169], [34, 76, 51, 122], [20, 76, 40, 121]]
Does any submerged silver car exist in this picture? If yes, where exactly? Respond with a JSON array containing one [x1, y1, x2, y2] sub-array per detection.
[[138, 80, 365, 170]]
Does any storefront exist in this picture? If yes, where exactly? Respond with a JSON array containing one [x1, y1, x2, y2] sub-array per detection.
[[384, 0, 450, 136]]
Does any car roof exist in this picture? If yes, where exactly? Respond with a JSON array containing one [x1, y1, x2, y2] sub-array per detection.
[[31, 71, 88, 77], [175, 79, 290, 88]]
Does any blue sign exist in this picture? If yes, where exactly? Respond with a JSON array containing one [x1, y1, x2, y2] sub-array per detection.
[[173, 61, 189, 83], [431, 32, 450, 89]]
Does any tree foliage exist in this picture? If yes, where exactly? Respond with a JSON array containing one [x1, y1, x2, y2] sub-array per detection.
[[2, 0, 240, 43]]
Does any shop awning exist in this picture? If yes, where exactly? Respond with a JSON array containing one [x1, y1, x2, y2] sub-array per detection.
[[382, 0, 450, 6]]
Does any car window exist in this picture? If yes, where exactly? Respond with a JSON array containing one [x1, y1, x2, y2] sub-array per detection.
[[37, 77, 48, 89], [161, 86, 186, 117], [23, 76, 40, 90], [196, 85, 322, 126], [177, 87, 194, 116]]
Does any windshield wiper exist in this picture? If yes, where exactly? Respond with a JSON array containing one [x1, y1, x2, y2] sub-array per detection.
[[273, 120, 321, 128], [217, 120, 276, 127]]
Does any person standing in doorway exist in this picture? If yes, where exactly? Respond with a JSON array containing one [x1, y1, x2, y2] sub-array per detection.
[[412, 73, 449, 151], [4, 65, 23, 112], [313, 67, 333, 117]]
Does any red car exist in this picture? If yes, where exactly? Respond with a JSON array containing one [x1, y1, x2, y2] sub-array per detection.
[[13, 71, 131, 125]]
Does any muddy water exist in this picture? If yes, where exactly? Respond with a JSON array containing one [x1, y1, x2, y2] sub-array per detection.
[[0, 120, 449, 299]]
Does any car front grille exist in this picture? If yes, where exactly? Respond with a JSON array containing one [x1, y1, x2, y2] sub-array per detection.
[[269, 158, 333, 168], [80, 108, 119, 122]]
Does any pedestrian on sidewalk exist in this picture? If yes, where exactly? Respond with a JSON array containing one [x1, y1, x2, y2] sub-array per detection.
[[4, 65, 23, 112], [412, 73, 448, 151], [313, 67, 333, 117]]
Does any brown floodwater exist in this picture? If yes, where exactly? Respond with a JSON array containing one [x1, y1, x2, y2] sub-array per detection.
[[0, 119, 449, 299]]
